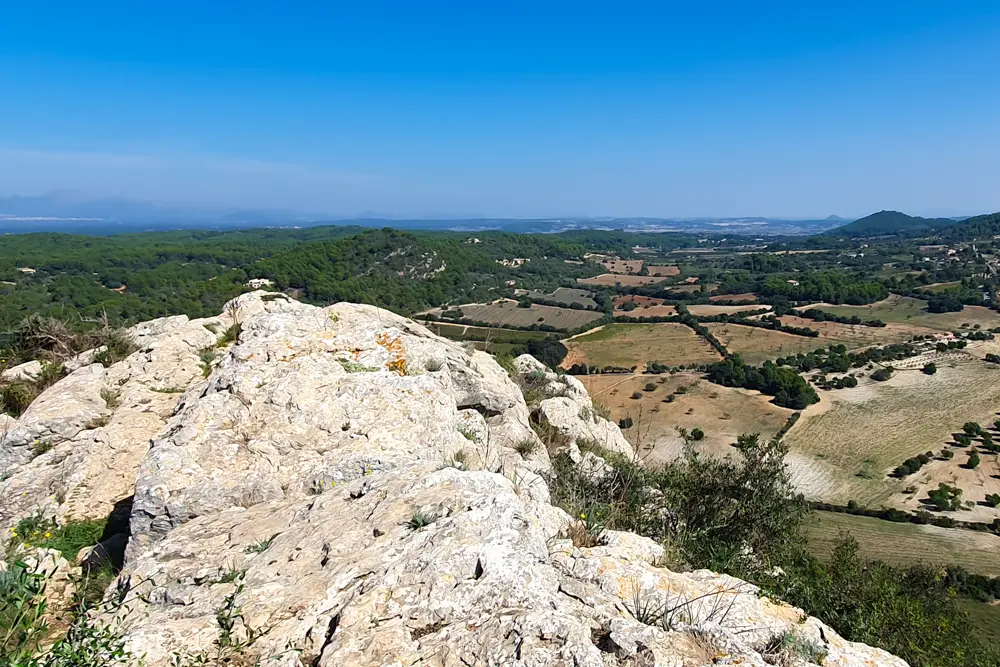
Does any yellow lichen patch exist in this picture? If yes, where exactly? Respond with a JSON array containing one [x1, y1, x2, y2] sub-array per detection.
[[386, 358, 407, 376], [376, 332, 408, 376]]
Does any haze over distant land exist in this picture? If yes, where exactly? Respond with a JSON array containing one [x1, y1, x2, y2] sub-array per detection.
[[1, 3, 999, 219], [0, 192, 849, 235]]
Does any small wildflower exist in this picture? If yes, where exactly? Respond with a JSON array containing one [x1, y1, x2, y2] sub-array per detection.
[[44, 532, 52, 538], [580, 513, 587, 520]]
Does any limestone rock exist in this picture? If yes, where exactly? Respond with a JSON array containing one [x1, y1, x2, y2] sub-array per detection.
[[1, 359, 42, 382], [0, 364, 108, 472], [0, 294, 907, 666], [537, 396, 635, 459], [0, 314, 220, 547]]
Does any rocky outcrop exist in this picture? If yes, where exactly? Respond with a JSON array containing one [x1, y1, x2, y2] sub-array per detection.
[[513, 355, 634, 460], [0, 311, 227, 547], [0, 359, 42, 383], [0, 293, 907, 666]]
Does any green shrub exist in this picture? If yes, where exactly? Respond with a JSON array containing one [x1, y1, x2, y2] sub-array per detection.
[[1, 382, 37, 417], [91, 329, 138, 368], [406, 512, 438, 531], [513, 438, 538, 457]]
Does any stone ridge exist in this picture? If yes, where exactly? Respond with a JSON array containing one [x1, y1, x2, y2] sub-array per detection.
[[0, 292, 908, 666]]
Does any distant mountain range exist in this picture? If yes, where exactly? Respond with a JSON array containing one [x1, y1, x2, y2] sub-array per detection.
[[2, 193, 994, 240], [0, 193, 848, 236]]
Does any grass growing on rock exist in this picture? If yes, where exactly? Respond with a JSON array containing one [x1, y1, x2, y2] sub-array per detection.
[[9, 516, 107, 561]]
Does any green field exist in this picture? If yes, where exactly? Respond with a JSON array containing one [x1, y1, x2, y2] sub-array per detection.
[[805, 510, 1000, 643], [916, 281, 963, 294], [961, 598, 1000, 644], [803, 510, 1000, 576], [422, 321, 554, 345]]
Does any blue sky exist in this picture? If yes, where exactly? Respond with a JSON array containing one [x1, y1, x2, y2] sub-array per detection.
[[1, 1, 999, 218]]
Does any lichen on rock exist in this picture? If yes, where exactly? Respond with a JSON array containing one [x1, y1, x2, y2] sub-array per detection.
[[0, 293, 908, 666]]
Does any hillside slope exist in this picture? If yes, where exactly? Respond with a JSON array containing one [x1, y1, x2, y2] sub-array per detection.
[[0, 292, 905, 666], [828, 210, 957, 237]]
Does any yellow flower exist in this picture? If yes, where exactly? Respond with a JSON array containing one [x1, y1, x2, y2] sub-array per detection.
[[44, 532, 52, 538], [580, 513, 587, 520]]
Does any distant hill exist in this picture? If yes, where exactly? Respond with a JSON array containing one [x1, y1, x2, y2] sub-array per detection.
[[828, 211, 959, 237], [936, 211, 1000, 241]]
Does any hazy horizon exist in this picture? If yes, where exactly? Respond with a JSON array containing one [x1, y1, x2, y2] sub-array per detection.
[[2, 2, 999, 219]]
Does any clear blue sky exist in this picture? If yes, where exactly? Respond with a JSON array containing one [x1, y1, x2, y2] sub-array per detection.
[[1, 1, 999, 218]]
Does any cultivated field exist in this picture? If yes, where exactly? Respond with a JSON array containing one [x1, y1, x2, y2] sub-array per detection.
[[666, 282, 718, 295], [646, 265, 680, 277], [426, 300, 602, 331], [600, 259, 643, 274], [777, 315, 934, 348], [803, 510, 1000, 576], [421, 321, 553, 344], [916, 281, 962, 293], [709, 292, 757, 303], [562, 323, 722, 369], [613, 295, 666, 308], [785, 347, 1000, 509], [578, 274, 668, 287], [522, 287, 598, 308], [688, 304, 771, 316], [704, 322, 827, 364], [579, 373, 790, 463], [615, 305, 679, 318], [612, 295, 677, 318], [804, 294, 1000, 331]]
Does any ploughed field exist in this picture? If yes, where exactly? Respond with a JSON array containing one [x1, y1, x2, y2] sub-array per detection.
[[612, 295, 678, 318]]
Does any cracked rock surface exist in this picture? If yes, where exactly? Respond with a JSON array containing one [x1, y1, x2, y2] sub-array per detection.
[[1, 293, 907, 666]]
